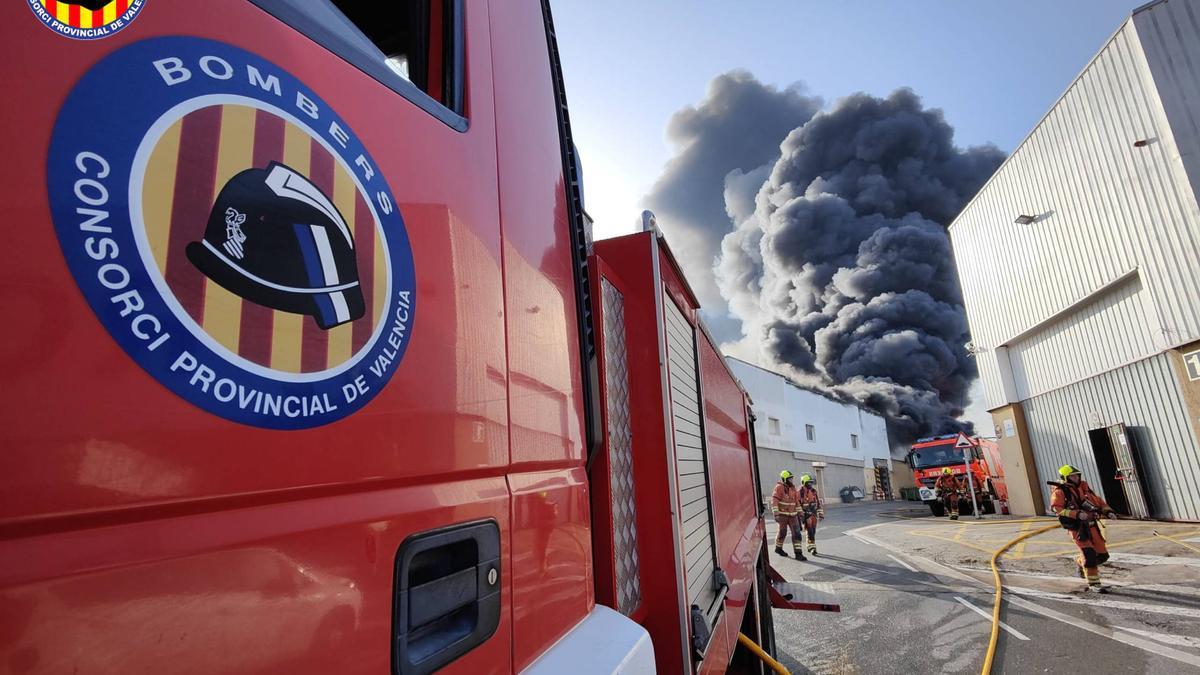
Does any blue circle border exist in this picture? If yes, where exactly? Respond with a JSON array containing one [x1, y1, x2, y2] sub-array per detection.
[[47, 36, 416, 429]]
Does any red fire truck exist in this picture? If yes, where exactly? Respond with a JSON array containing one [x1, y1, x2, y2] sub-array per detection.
[[0, 2, 828, 673], [907, 436, 1008, 516]]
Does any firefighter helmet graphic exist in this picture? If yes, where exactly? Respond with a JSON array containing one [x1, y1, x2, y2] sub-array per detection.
[[64, 1, 113, 9], [50, 37, 415, 429], [186, 162, 367, 330]]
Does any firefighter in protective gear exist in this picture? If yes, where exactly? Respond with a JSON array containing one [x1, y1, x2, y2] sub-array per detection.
[[771, 470, 807, 560], [798, 474, 824, 555], [1050, 464, 1116, 590], [934, 467, 964, 520]]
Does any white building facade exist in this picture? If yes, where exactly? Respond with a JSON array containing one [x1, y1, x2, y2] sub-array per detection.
[[949, 0, 1200, 520], [726, 358, 896, 503]]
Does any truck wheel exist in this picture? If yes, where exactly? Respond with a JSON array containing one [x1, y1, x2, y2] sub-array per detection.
[[982, 499, 996, 515], [928, 501, 945, 517]]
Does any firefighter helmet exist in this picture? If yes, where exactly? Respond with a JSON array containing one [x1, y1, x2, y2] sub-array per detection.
[[800, 474, 813, 485], [186, 162, 366, 330], [1058, 464, 1082, 478], [780, 470, 793, 481], [942, 467, 953, 475]]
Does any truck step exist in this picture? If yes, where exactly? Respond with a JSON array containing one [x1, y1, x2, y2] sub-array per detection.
[[768, 581, 841, 612]]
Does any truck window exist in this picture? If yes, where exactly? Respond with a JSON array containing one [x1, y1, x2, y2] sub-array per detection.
[[910, 445, 965, 469], [249, 0, 466, 129]]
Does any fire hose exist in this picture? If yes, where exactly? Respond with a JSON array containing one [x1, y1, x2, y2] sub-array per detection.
[[737, 632, 789, 674], [1153, 529, 1200, 555], [981, 518, 1200, 674], [980, 523, 1059, 675]]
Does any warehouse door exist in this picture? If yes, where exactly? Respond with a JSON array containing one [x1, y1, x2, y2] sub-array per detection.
[[1087, 425, 1151, 518], [1107, 424, 1151, 519], [1086, 429, 1129, 515], [663, 295, 721, 627]]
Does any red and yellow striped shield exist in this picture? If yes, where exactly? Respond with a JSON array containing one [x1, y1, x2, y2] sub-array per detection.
[[140, 103, 387, 375], [38, 0, 132, 30]]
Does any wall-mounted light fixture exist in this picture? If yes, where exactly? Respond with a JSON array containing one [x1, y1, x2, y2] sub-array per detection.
[[1013, 214, 1036, 225]]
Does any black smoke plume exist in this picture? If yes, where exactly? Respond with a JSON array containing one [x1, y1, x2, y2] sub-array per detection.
[[715, 87, 1004, 441], [643, 71, 821, 333]]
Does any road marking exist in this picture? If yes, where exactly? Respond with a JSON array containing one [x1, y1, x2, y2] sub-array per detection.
[[1007, 586, 1200, 619], [844, 521, 1200, 669], [1011, 521, 1034, 560], [1115, 626, 1200, 649], [952, 567, 1200, 598], [905, 529, 996, 554], [1006, 594, 1200, 669], [1107, 552, 1200, 568], [953, 597, 1029, 640], [886, 554, 919, 572]]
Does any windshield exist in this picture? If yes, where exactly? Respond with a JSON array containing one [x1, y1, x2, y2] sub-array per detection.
[[910, 445, 967, 469]]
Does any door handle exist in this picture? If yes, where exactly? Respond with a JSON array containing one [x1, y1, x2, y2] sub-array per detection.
[[393, 520, 501, 675]]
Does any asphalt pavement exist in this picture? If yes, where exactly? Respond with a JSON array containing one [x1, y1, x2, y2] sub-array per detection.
[[767, 500, 1200, 674]]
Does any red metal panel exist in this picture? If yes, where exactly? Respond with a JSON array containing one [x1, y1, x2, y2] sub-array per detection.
[[508, 467, 594, 665], [598, 233, 766, 673], [696, 331, 761, 667], [698, 334, 757, 578], [488, 0, 591, 669], [593, 233, 688, 674], [0, 1, 512, 672]]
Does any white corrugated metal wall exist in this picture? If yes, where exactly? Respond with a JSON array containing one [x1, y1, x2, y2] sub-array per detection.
[[950, 4, 1200, 411], [1007, 275, 1158, 400], [1023, 353, 1200, 520], [949, 1, 1200, 523], [1136, 0, 1200, 202]]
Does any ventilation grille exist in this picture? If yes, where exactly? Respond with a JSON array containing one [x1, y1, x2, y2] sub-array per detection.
[[601, 278, 641, 615]]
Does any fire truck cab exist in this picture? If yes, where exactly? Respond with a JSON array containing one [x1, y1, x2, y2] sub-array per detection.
[[0, 1, 803, 673], [907, 435, 1008, 517]]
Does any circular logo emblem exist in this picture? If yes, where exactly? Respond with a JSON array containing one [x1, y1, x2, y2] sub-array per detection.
[[28, 0, 147, 40], [48, 37, 416, 429]]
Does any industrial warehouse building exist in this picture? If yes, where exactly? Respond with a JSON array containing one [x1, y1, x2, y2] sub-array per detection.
[[950, 0, 1200, 520], [726, 358, 901, 503]]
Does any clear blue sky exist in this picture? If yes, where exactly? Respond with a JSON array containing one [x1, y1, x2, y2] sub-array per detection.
[[551, 0, 1147, 240]]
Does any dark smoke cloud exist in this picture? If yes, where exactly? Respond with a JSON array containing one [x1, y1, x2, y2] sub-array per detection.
[[643, 71, 821, 322], [713, 87, 1004, 441]]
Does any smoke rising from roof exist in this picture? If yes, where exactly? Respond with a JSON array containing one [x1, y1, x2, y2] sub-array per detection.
[[653, 79, 1003, 441]]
